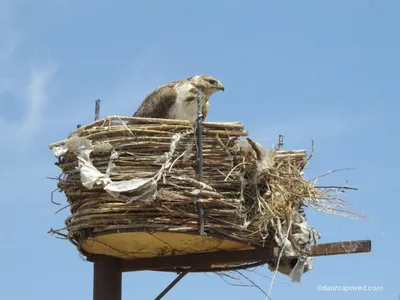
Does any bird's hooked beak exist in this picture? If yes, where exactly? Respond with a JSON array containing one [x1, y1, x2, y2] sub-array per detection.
[[219, 84, 225, 92]]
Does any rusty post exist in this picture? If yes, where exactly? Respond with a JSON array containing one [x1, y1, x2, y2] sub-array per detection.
[[93, 256, 121, 300]]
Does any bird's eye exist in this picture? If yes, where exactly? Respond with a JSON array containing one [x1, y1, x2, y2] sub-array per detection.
[[208, 80, 216, 85]]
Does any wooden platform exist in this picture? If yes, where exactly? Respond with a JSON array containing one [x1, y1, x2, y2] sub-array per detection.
[[85, 238, 371, 273]]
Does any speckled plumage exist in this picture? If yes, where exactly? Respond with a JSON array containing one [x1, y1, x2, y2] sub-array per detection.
[[131, 75, 224, 123]]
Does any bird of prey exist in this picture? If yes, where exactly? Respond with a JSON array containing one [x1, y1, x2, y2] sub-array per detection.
[[131, 75, 224, 123]]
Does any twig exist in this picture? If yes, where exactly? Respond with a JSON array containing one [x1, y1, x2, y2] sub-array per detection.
[[312, 168, 355, 181], [235, 270, 272, 299], [307, 138, 315, 161], [224, 162, 249, 181], [50, 188, 61, 205], [48, 228, 67, 237], [217, 274, 255, 287], [245, 268, 292, 286], [315, 186, 358, 191], [55, 204, 70, 214], [117, 116, 135, 137], [267, 220, 293, 297], [168, 151, 188, 173]]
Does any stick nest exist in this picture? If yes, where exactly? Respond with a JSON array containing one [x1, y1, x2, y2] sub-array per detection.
[[49, 116, 358, 256]]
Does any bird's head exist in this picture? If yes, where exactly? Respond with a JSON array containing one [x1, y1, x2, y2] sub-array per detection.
[[190, 74, 225, 95]]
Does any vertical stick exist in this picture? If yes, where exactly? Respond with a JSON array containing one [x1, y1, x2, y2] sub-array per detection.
[[93, 257, 121, 300], [195, 90, 205, 236], [95, 99, 101, 121], [277, 135, 284, 150]]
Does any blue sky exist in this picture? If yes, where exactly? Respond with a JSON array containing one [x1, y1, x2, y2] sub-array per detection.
[[0, 0, 398, 299]]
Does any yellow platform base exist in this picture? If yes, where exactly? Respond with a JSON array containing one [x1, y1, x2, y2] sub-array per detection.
[[81, 232, 253, 260]]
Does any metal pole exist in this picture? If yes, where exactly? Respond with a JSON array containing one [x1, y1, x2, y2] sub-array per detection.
[[95, 99, 101, 121], [277, 135, 284, 150], [195, 90, 205, 236], [196, 91, 203, 181], [154, 271, 189, 300], [93, 257, 121, 300]]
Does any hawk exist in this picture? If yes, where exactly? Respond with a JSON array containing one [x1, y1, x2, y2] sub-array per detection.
[[131, 75, 224, 123]]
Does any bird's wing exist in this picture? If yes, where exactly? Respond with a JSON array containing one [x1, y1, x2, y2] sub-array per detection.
[[132, 84, 178, 119], [202, 101, 209, 121]]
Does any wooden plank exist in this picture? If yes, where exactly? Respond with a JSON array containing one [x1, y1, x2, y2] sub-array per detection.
[[309, 240, 371, 257]]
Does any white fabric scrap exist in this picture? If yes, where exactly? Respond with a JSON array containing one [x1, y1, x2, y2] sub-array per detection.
[[269, 210, 321, 282], [54, 133, 184, 202], [290, 255, 310, 283], [104, 178, 155, 198], [77, 155, 112, 189], [105, 149, 118, 176], [52, 146, 68, 157], [65, 136, 112, 189], [155, 132, 185, 184], [124, 184, 158, 203]]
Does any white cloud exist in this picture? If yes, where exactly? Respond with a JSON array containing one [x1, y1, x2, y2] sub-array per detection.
[[18, 65, 57, 136], [0, 1, 57, 144], [0, 62, 57, 149]]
